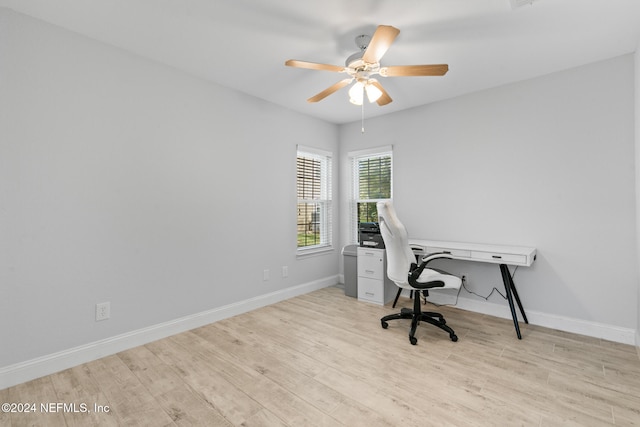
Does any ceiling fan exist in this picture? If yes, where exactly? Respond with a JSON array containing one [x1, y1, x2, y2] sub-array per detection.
[[285, 25, 448, 106]]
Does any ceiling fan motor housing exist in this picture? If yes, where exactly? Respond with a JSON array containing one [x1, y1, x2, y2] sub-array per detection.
[[355, 34, 371, 50], [345, 34, 372, 68]]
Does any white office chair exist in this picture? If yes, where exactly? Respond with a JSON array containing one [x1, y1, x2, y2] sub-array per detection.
[[377, 200, 461, 345]]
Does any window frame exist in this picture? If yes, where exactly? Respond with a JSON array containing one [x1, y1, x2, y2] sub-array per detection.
[[296, 145, 333, 256], [348, 146, 393, 243]]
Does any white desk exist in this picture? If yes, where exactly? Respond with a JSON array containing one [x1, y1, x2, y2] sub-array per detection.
[[409, 239, 537, 339]]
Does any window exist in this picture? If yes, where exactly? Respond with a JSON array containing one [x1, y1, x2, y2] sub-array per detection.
[[349, 146, 393, 243], [297, 146, 332, 253]]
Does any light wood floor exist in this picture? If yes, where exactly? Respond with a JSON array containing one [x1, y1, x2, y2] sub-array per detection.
[[2, 286, 640, 426]]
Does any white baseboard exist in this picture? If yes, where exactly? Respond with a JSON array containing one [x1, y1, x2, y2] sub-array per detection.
[[453, 296, 637, 345], [0, 276, 338, 390], [397, 289, 637, 345]]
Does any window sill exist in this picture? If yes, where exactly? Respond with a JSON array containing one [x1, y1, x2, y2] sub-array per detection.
[[296, 246, 334, 259]]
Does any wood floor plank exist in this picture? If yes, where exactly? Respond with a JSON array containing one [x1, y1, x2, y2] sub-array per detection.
[[611, 404, 640, 427], [170, 329, 343, 426], [313, 366, 438, 427], [547, 369, 640, 419], [49, 364, 119, 426], [2, 286, 639, 426], [328, 399, 400, 427], [85, 354, 176, 426], [145, 335, 264, 426], [240, 408, 289, 427], [118, 345, 232, 426], [0, 387, 11, 426], [482, 370, 615, 425], [7, 376, 67, 427]]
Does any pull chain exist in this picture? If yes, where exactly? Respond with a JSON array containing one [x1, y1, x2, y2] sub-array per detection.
[[361, 100, 365, 133]]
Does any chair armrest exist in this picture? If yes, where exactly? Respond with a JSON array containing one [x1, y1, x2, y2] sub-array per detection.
[[408, 252, 452, 289], [408, 252, 454, 289], [421, 252, 454, 264]]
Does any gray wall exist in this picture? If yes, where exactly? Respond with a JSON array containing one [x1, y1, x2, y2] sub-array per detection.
[[339, 54, 638, 337], [0, 9, 339, 368]]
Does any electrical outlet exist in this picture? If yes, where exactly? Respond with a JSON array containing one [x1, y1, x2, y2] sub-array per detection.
[[282, 266, 288, 278], [96, 302, 110, 321], [263, 269, 270, 281]]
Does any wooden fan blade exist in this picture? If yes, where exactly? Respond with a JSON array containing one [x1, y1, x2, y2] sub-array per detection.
[[362, 25, 400, 64], [381, 64, 449, 77], [285, 59, 345, 73], [307, 79, 352, 103], [370, 80, 393, 106]]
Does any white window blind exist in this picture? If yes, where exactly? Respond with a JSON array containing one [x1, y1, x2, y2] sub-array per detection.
[[297, 146, 333, 253], [349, 146, 393, 243]]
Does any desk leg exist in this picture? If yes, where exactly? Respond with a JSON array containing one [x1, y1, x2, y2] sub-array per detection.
[[509, 272, 528, 324], [499, 264, 528, 339]]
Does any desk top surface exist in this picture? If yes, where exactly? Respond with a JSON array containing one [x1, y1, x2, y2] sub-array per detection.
[[410, 239, 536, 254], [409, 238, 537, 267]]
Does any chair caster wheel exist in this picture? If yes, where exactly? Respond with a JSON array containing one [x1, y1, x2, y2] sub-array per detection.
[[450, 334, 458, 342], [381, 321, 388, 329], [409, 337, 417, 345]]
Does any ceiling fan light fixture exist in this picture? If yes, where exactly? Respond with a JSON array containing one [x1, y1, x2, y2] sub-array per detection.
[[365, 80, 383, 103], [348, 81, 364, 105], [349, 80, 383, 105]]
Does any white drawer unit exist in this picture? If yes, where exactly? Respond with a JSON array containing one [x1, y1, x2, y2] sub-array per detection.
[[470, 250, 527, 266], [357, 247, 396, 305], [424, 246, 471, 259]]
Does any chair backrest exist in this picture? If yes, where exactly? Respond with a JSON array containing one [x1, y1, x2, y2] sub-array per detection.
[[376, 200, 415, 286]]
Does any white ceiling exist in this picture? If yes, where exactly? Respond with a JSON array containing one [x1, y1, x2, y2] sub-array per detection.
[[2, 0, 639, 124]]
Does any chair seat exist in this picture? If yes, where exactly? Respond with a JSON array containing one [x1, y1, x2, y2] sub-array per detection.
[[396, 268, 461, 291]]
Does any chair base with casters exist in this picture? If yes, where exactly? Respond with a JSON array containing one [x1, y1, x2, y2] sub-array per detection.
[[381, 289, 458, 345]]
